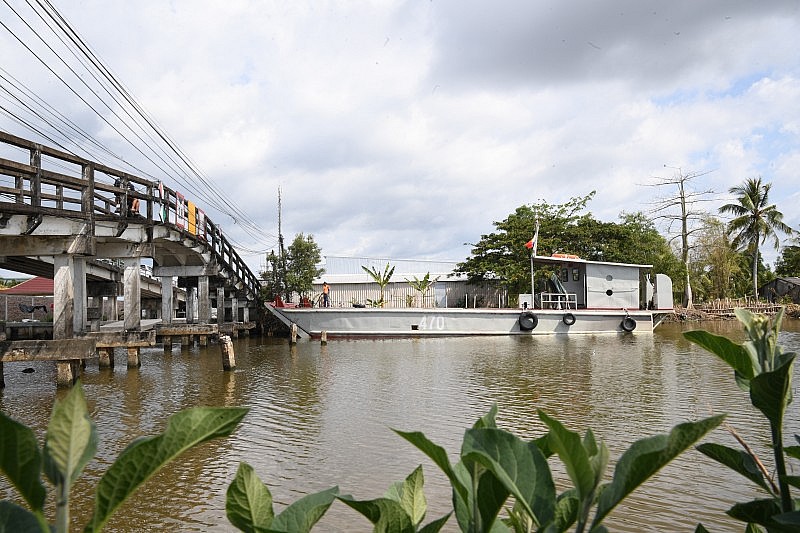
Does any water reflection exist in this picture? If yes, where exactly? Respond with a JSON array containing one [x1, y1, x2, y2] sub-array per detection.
[[1, 320, 799, 532]]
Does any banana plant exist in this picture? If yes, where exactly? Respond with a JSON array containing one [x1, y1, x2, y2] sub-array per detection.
[[405, 273, 440, 308], [362, 263, 395, 307]]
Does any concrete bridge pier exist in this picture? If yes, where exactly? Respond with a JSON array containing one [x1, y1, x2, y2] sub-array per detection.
[[198, 275, 211, 324], [53, 255, 79, 386], [217, 287, 225, 326], [98, 347, 114, 368], [123, 257, 142, 368]]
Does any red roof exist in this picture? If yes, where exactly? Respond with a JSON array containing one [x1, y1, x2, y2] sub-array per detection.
[[0, 276, 54, 295]]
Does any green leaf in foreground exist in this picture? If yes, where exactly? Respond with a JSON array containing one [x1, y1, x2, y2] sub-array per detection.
[[86, 406, 248, 532], [270, 486, 338, 532], [683, 330, 756, 388], [592, 415, 724, 527], [385, 465, 427, 527], [462, 427, 555, 528], [0, 412, 46, 512], [43, 383, 97, 489], [0, 500, 44, 533], [226, 462, 274, 533], [337, 496, 415, 532], [695, 442, 772, 494]]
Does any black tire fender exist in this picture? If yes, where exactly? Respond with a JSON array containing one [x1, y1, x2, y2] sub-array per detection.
[[621, 316, 636, 332], [519, 312, 538, 331], [562, 313, 576, 326]]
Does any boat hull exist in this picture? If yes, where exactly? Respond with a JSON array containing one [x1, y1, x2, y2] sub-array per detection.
[[267, 305, 670, 338]]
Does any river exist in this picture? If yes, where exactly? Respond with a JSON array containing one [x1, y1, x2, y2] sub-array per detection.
[[2, 320, 800, 532]]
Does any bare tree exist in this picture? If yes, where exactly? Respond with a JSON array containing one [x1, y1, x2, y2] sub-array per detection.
[[645, 166, 716, 308]]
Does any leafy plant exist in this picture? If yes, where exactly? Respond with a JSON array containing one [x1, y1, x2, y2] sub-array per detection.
[[362, 263, 395, 307], [338, 465, 451, 532], [0, 381, 247, 532], [395, 405, 722, 532], [685, 308, 800, 529], [405, 273, 440, 308], [226, 463, 338, 532]]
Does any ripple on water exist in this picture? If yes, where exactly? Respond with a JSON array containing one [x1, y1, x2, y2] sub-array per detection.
[[3, 322, 800, 531]]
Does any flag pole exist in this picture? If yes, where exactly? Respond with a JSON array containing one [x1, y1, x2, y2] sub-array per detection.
[[530, 219, 539, 306]]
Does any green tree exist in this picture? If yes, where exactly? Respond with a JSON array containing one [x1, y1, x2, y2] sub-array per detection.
[[286, 234, 324, 299], [362, 263, 395, 307], [719, 177, 793, 298], [455, 193, 596, 294], [455, 194, 678, 296], [689, 215, 742, 301], [260, 250, 284, 302], [776, 244, 800, 277]]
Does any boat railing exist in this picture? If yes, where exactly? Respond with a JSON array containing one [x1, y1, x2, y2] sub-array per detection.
[[540, 292, 577, 310]]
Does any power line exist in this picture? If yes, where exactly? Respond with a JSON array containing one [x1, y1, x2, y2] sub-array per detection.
[[0, 0, 278, 249]]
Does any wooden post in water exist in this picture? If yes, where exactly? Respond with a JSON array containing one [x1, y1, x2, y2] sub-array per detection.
[[321, 331, 327, 345], [220, 335, 235, 370], [98, 347, 114, 369], [290, 323, 298, 345]]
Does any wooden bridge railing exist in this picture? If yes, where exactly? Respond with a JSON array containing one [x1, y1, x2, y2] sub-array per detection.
[[0, 130, 262, 299]]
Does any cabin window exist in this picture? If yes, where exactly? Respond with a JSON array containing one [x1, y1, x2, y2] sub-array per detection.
[[606, 275, 613, 281], [561, 268, 569, 282], [572, 268, 579, 281], [606, 289, 613, 296]]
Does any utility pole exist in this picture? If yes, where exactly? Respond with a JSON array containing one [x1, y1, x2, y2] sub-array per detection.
[[277, 187, 288, 301]]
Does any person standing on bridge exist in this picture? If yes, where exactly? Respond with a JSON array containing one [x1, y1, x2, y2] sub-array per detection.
[[322, 282, 330, 307]]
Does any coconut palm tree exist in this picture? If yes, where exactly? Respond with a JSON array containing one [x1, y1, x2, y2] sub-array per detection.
[[719, 177, 793, 298]]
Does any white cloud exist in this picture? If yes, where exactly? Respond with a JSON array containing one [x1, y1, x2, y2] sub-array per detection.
[[1, 0, 799, 272]]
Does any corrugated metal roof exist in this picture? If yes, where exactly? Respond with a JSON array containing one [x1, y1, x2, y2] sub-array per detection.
[[316, 256, 466, 284], [0, 276, 53, 295]]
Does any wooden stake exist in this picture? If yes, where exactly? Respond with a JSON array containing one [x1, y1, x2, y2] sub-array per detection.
[[220, 335, 235, 370]]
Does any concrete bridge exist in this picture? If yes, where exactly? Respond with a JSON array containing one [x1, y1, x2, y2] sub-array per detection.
[[0, 130, 263, 386]]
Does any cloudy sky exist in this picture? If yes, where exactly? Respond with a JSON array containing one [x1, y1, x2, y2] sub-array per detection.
[[2, 1, 799, 273]]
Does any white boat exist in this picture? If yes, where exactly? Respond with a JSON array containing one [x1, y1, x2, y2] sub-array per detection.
[[266, 254, 674, 339]]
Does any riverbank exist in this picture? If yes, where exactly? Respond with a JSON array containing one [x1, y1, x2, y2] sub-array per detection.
[[670, 303, 800, 322]]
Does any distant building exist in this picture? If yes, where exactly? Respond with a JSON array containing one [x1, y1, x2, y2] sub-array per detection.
[[0, 276, 54, 322], [759, 277, 800, 303], [309, 256, 505, 308]]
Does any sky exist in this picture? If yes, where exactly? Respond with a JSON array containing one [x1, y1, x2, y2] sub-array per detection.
[[1, 0, 800, 276]]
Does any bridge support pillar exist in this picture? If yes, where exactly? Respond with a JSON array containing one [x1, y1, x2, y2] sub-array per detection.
[[198, 276, 211, 323], [187, 287, 197, 323], [72, 257, 87, 335], [123, 258, 141, 331], [217, 287, 225, 325], [231, 296, 239, 322], [98, 347, 114, 369], [161, 276, 174, 325], [53, 255, 75, 340], [56, 360, 80, 387], [127, 347, 140, 368]]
